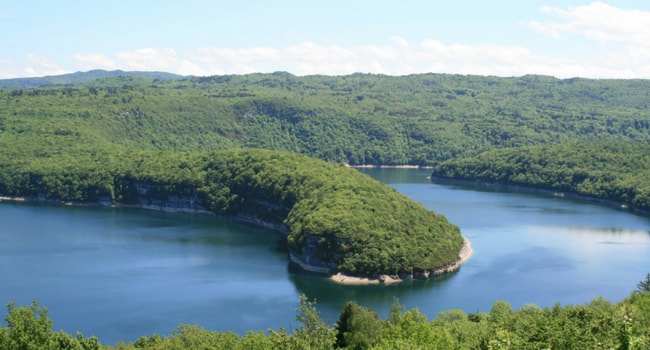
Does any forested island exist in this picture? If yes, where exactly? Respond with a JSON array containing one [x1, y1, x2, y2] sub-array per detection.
[[2, 70, 650, 347]]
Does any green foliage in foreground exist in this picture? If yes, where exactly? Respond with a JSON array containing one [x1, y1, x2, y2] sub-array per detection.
[[3, 289, 650, 349], [0, 148, 463, 276], [432, 141, 650, 212]]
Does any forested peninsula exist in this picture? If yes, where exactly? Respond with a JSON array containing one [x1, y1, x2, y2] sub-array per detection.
[[0, 148, 464, 280]]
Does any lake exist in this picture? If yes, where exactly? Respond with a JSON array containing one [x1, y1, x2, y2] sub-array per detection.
[[1, 168, 649, 344]]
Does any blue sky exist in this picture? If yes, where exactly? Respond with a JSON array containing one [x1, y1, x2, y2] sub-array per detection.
[[1, 1, 649, 78]]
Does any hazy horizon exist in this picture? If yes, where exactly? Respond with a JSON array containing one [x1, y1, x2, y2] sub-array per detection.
[[2, 1, 650, 79]]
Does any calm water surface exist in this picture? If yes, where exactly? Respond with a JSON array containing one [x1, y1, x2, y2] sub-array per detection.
[[1, 168, 649, 344]]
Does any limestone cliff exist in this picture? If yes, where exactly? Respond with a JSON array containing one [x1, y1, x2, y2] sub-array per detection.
[[127, 181, 212, 214]]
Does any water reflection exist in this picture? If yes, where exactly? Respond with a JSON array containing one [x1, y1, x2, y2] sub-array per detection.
[[289, 269, 464, 321], [483, 246, 576, 275]]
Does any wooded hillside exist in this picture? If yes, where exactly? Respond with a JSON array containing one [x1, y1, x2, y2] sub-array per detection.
[[431, 141, 650, 212], [2, 72, 650, 165]]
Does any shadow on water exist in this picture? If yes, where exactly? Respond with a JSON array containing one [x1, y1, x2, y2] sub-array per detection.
[[429, 177, 650, 219], [355, 168, 433, 184], [478, 246, 576, 276], [287, 266, 464, 321]]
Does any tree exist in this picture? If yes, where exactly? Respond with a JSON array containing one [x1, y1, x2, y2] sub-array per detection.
[[377, 307, 456, 349], [489, 301, 514, 324], [335, 301, 385, 349], [435, 309, 467, 322], [388, 297, 405, 324], [335, 302, 356, 348], [2, 301, 54, 350], [637, 273, 650, 293], [290, 294, 336, 350]]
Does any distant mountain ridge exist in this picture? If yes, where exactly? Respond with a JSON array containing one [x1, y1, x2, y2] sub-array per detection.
[[0, 69, 185, 89]]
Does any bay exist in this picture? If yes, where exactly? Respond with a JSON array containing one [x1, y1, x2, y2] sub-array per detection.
[[1, 168, 649, 345]]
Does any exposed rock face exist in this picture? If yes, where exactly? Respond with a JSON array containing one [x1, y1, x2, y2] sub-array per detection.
[[289, 252, 336, 274], [232, 212, 288, 233], [288, 234, 339, 274], [400, 237, 473, 280], [130, 183, 294, 234], [232, 198, 291, 233], [129, 181, 212, 214]]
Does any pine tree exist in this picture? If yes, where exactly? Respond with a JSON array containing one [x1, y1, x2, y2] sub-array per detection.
[[637, 273, 650, 293]]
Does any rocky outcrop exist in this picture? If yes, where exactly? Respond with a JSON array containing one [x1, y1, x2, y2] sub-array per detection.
[[233, 212, 288, 233], [289, 252, 337, 274], [127, 181, 212, 214], [127, 183, 296, 232], [288, 234, 339, 274], [329, 238, 473, 284]]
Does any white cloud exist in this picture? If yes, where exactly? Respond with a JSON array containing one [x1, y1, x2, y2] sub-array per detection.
[[115, 48, 180, 71], [533, 2, 650, 46], [389, 36, 410, 49], [73, 53, 116, 71], [22, 54, 67, 77], [49, 35, 650, 79], [3, 2, 650, 80], [9, 38, 649, 80], [526, 1, 650, 78], [83, 1, 650, 80], [0, 59, 20, 79]]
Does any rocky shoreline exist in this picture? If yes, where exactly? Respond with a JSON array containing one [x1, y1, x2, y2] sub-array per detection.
[[0, 194, 214, 215], [328, 237, 473, 285]]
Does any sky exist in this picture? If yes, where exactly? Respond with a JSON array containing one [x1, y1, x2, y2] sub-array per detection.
[[1, 1, 650, 79]]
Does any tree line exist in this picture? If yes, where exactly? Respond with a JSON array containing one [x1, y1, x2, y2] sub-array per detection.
[[431, 140, 650, 212], [2, 279, 650, 349], [2, 72, 650, 166]]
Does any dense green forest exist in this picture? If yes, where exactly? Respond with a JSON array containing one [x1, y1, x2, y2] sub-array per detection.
[[2, 72, 650, 165], [431, 141, 650, 212], [2, 278, 650, 349], [3, 71, 649, 210]]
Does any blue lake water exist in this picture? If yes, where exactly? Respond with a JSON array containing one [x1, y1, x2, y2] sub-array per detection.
[[1, 168, 649, 344]]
